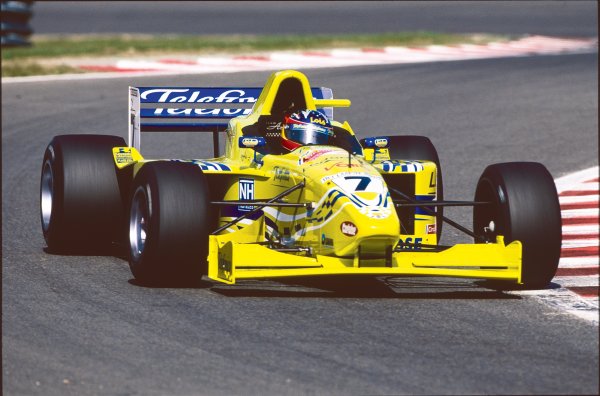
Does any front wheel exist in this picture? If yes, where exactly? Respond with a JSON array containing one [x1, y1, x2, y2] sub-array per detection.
[[474, 162, 562, 289], [128, 161, 211, 286]]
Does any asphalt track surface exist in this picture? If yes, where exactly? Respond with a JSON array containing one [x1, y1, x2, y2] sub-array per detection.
[[3, 49, 599, 394], [32, 1, 597, 37]]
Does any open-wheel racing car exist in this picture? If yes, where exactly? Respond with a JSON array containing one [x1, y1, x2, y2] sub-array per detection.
[[40, 70, 562, 289]]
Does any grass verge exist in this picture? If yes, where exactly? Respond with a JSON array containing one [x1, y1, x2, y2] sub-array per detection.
[[2, 32, 509, 77]]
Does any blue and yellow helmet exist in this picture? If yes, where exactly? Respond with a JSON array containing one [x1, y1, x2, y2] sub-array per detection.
[[282, 110, 333, 151]]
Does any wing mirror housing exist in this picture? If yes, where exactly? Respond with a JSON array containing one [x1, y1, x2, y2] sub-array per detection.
[[239, 136, 266, 149], [238, 136, 267, 165], [362, 137, 389, 148], [361, 137, 389, 163]]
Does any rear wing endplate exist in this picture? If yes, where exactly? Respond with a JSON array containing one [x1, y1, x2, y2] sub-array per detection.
[[128, 86, 336, 156]]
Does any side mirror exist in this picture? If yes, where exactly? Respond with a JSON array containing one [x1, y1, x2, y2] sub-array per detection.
[[362, 137, 389, 148], [238, 136, 266, 165], [239, 136, 266, 148], [361, 136, 389, 163]]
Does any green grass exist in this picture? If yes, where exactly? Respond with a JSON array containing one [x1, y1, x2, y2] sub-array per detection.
[[2, 32, 508, 77]]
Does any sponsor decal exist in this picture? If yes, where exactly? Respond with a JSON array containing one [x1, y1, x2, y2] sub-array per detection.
[[323, 161, 360, 171], [273, 166, 291, 182], [266, 121, 284, 131], [429, 171, 437, 188], [374, 147, 390, 160], [321, 234, 334, 247], [115, 148, 133, 164], [339, 175, 372, 191], [238, 178, 255, 212], [310, 116, 326, 125], [427, 224, 436, 234], [144, 108, 252, 117], [140, 88, 257, 104], [139, 88, 257, 117], [298, 148, 338, 164], [321, 172, 373, 184], [341, 221, 358, 237], [397, 237, 423, 250]]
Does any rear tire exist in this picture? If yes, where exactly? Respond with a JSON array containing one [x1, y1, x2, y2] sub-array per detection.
[[473, 162, 562, 289], [40, 134, 126, 253], [381, 135, 444, 241], [128, 161, 211, 286]]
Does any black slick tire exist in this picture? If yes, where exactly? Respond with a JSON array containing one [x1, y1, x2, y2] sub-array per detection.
[[473, 162, 562, 289], [128, 161, 211, 286], [40, 134, 126, 253]]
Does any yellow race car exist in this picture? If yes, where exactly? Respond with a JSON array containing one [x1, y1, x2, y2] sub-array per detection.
[[40, 70, 562, 289]]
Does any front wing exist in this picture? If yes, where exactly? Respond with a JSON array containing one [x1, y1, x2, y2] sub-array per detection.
[[207, 217, 522, 285]]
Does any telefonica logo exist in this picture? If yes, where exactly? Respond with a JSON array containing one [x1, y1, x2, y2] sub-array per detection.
[[140, 88, 257, 103], [140, 88, 257, 117]]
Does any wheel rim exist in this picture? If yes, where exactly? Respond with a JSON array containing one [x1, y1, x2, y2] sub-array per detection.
[[40, 160, 54, 232], [130, 187, 149, 260]]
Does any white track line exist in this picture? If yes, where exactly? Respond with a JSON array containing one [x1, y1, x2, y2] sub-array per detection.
[[561, 239, 599, 248], [560, 195, 599, 204], [561, 224, 599, 235], [561, 208, 599, 218], [559, 256, 600, 268]]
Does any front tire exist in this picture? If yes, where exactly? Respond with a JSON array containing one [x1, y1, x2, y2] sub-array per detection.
[[128, 162, 211, 286], [474, 162, 562, 289], [40, 134, 126, 252]]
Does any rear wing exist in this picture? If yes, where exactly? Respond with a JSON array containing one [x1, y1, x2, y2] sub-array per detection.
[[128, 86, 336, 156]]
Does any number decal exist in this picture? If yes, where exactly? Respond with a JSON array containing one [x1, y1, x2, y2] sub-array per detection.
[[344, 176, 371, 191]]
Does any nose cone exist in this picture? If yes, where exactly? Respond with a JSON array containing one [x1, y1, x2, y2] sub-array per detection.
[[299, 148, 400, 257], [332, 199, 400, 257]]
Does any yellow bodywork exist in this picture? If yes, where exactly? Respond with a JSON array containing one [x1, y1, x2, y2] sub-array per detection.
[[114, 70, 523, 285]]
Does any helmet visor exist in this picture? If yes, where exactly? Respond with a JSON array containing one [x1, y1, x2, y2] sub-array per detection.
[[284, 123, 332, 146]]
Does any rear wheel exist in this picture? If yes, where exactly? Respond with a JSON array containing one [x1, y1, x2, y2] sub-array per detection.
[[382, 135, 443, 241], [474, 162, 562, 289], [128, 162, 211, 286], [40, 134, 126, 252]]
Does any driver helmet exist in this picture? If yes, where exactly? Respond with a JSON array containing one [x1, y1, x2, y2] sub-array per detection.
[[281, 110, 333, 151]]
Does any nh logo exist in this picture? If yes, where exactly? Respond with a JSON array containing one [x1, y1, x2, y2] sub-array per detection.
[[238, 178, 255, 211]]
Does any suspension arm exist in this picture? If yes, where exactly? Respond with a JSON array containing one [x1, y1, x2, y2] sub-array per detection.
[[394, 200, 491, 207], [388, 187, 486, 242]]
